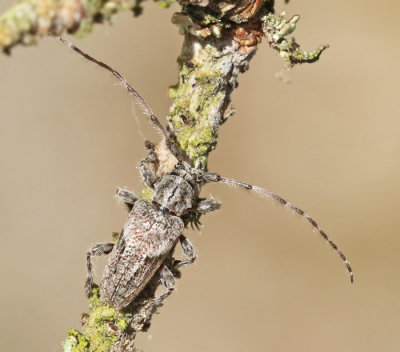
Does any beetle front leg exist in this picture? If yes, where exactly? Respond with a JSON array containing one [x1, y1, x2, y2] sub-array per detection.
[[139, 141, 159, 189], [86, 243, 114, 297]]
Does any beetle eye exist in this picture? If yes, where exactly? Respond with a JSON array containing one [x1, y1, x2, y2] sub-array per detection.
[[195, 174, 203, 183]]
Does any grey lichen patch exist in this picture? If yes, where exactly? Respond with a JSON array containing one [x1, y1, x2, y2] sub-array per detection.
[[63, 287, 131, 352], [262, 12, 328, 66]]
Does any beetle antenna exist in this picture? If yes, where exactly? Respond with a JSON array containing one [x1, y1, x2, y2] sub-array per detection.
[[204, 173, 354, 283], [51, 35, 180, 158]]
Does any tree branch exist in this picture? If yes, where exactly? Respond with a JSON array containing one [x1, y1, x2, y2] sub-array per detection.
[[1, 1, 329, 351]]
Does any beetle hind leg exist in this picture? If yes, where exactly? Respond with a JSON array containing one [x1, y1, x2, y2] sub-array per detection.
[[147, 236, 196, 313], [147, 265, 175, 313]]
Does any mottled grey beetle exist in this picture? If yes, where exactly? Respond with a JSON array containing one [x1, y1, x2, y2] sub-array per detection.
[[87, 159, 222, 310], [56, 36, 353, 311]]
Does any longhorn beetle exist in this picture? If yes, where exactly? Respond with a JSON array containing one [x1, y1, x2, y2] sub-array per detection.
[[54, 36, 353, 311]]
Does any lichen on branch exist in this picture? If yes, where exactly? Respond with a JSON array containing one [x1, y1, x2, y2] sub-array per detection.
[[167, 21, 258, 168]]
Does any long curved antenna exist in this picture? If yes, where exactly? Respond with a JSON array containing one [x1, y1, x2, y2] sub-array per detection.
[[52, 35, 179, 157], [204, 173, 354, 283]]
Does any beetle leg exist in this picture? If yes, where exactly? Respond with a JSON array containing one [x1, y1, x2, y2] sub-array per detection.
[[153, 235, 197, 311], [148, 265, 175, 312], [86, 243, 114, 297], [139, 141, 159, 189], [195, 198, 221, 214], [173, 234, 197, 269], [115, 188, 139, 212]]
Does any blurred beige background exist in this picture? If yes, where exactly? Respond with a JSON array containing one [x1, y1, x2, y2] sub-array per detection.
[[1, 0, 399, 351]]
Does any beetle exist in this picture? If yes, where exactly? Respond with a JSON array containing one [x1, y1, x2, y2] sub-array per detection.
[[55, 36, 353, 312]]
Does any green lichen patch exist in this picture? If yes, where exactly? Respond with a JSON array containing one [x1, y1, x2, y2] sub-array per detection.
[[174, 122, 215, 163], [64, 329, 90, 352], [111, 231, 120, 242], [140, 186, 154, 201], [283, 43, 328, 64], [155, 0, 176, 9], [168, 56, 231, 166], [168, 82, 219, 165], [63, 288, 131, 352]]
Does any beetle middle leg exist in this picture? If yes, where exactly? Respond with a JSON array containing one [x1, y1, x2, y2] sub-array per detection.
[[86, 243, 114, 297], [173, 234, 197, 269], [116, 188, 139, 212]]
